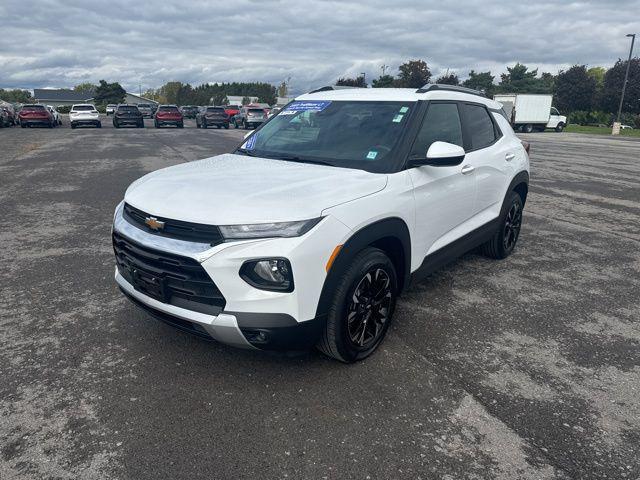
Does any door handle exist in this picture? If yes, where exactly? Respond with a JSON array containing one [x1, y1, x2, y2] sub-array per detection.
[[461, 164, 475, 175], [505, 153, 515, 162]]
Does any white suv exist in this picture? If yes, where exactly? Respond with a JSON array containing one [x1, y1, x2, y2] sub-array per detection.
[[69, 104, 101, 129], [112, 85, 530, 362]]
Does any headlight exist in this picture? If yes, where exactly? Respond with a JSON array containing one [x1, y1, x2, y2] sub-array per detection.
[[218, 218, 322, 240], [240, 258, 293, 292]]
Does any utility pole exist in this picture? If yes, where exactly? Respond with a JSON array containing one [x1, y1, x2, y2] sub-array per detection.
[[613, 33, 636, 135], [381, 64, 389, 76], [360, 72, 366, 87]]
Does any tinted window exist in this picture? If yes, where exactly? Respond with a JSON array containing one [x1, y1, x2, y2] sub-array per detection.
[[118, 105, 139, 111], [158, 106, 179, 112], [461, 104, 496, 150], [237, 101, 414, 171], [206, 107, 225, 112], [72, 105, 95, 111], [410, 103, 463, 157], [248, 109, 265, 114], [23, 105, 46, 111]]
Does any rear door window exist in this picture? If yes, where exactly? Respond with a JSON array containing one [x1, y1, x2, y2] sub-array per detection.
[[460, 103, 498, 150]]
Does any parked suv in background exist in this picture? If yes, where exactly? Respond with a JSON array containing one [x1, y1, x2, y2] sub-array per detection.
[[154, 105, 184, 128], [19, 104, 55, 128], [224, 105, 240, 119], [113, 84, 529, 362], [233, 106, 267, 129], [113, 104, 144, 128], [181, 105, 199, 118], [196, 106, 230, 129], [46, 105, 62, 126], [69, 104, 101, 129], [137, 104, 154, 118]]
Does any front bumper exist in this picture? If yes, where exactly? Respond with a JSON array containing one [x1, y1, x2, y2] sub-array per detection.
[[112, 203, 351, 351]]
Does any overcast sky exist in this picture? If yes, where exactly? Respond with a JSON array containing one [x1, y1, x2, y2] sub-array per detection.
[[1, 0, 638, 94]]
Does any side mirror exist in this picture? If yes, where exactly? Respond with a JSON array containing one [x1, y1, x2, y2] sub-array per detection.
[[409, 141, 465, 167]]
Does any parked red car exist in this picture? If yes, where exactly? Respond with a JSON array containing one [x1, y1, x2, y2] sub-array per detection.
[[224, 105, 240, 119], [19, 104, 55, 128], [154, 105, 184, 128]]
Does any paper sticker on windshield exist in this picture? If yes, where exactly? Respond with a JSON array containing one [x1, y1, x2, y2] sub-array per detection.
[[392, 114, 404, 123], [243, 133, 258, 150], [399, 106, 409, 113], [283, 101, 332, 113], [366, 151, 378, 160]]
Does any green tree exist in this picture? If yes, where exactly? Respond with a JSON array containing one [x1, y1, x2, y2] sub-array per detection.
[[73, 82, 97, 95], [372, 74, 395, 88], [497, 63, 552, 93], [395, 60, 431, 88], [0, 88, 33, 103], [554, 65, 596, 112], [587, 67, 606, 88], [93, 80, 126, 105], [600, 57, 640, 114], [336, 76, 366, 87], [435, 73, 459, 85], [462, 70, 495, 95], [277, 81, 288, 98]]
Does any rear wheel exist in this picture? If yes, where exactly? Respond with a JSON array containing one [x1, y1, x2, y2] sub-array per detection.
[[317, 247, 397, 363], [224, 123, 229, 129], [113, 121, 119, 128], [523, 123, 534, 133], [97, 122, 102, 128], [154, 121, 160, 128], [178, 122, 183, 128], [480, 191, 523, 259]]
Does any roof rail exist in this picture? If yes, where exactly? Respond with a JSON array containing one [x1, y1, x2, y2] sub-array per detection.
[[416, 84, 486, 97], [307, 85, 362, 94]]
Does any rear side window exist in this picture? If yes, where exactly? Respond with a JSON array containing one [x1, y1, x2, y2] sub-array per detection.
[[410, 103, 463, 157], [461, 103, 497, 150]]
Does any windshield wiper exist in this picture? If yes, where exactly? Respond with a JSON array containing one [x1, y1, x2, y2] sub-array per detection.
[[268, 154, 333, 166], [235, 148, 258, 157]]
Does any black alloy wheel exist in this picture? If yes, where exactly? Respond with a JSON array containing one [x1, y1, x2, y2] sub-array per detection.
[[346, 268, 393, 349], [503, 201, 522, 252]]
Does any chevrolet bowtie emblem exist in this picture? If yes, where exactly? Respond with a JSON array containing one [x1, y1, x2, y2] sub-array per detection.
[[144, 216, 165, 230]]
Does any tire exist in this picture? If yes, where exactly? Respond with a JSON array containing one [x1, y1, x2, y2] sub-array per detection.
[[70, 123, 75, 129], [138, 121, 144, 128], [243, 120, 249, 130], [224, 123, 229, 129], [233, 119, 239, 129], [113, 121, 119, 128], [48, 121, 54, 128], [523, 123, 534, 133], [97, 122, 102, 128], [178, 122, 183, 128], [202, 121, 207, 129], [555, 123, 565, 133], [196, 119, 200, 128], [480, 191, 524, 259], [154, 121, 160, 128], [317, 247, 397, 363]]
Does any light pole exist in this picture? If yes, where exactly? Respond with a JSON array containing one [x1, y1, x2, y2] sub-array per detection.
[[613, 33, 636, 133], [360, 72, 366, 87]]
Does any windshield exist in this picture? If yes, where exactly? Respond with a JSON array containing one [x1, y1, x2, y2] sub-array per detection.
[[236, 100, 414, 170]]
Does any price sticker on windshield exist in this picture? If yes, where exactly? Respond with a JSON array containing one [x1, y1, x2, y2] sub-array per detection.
[[283, 101, 332, 113]]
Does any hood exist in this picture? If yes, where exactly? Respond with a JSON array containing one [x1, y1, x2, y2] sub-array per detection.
[[125, 154, 387, 225]]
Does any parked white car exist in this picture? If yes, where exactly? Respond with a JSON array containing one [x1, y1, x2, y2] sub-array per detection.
[[46, 105, 62, 126], [69, 104, 101, 129], [106, 104, 116, 116], [113, 84, 530, 362]]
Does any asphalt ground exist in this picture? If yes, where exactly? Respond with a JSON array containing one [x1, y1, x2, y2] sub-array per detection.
[[1, 117, 639, 479]]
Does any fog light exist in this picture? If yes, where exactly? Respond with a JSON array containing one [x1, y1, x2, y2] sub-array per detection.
[[240, 258, 294, 292]]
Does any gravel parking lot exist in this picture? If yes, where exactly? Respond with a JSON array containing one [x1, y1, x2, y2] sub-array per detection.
[[1, 117, 638, 479]]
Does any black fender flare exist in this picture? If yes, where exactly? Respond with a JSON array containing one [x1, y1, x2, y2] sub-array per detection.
[[505, 170, 529, 207], [314, 217, 411, 319]]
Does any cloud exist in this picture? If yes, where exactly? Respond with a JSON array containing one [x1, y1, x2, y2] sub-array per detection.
[[0, 0, 637, 94]]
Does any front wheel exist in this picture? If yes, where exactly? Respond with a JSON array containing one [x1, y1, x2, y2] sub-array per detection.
[[317, 247, 397, 363], [480, 191, 523, 259], [555, 123, 565, 132]]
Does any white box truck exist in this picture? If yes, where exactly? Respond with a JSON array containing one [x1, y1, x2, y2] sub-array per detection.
[[494, 94, 567, 133]]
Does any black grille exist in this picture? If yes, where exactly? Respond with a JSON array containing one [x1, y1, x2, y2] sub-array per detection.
[[123, 203, 224, 245], [113, 231, 226, 315]]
